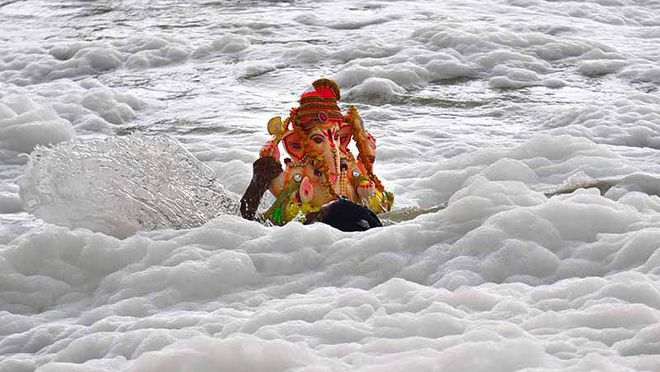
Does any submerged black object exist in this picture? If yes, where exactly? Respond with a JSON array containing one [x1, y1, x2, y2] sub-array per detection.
[[305, 197, 383, 232]]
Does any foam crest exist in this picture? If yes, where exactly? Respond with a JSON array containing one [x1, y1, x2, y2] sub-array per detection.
[[2, 36, 196, 84], [540, 93, 660, 149], [331, 21, 615, 101], [2, 172, 660, 370], [295, 13, 398, 30], [192, 34, 251, 58], [395, 134, 635, 209], [2, 79, 145, 135], [0, 95, 75, 162]]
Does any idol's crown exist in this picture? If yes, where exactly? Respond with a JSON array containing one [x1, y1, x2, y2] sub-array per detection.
[[291, 78, 344, 131]]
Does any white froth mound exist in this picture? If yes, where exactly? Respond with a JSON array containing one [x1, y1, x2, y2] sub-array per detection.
[[3, 181, 660, 371], [332, 22, 598, 98], [1, 35, 251, 85], [295, 12, 398, 30], [390, 133, 637, 210], [539, 93, 660, 148], [489, 67, 566, 89], [343, 77, 406, 102], [3, 134, 660, 371], [2, 0, 660, 371], [192, 34, 251, 58], [0, 182, 22, 213], [0, 95, 75, 160], [2, 79, 145, 136]]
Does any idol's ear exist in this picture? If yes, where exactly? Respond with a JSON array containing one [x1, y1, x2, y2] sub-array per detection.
[[283, 131, 305, 161], [338, 125, 352, 152]]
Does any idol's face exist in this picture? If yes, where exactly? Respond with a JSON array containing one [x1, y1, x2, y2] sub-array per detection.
[[306, 124, 340, 157]]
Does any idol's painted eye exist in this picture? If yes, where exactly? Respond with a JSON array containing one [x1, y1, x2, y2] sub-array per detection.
[[311, 135, 323, 144]]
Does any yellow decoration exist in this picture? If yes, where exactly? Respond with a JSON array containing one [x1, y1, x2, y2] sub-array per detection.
[[368, 190, 393, 214], [267, 116, 288, 146], [284, 201, 319, 223]]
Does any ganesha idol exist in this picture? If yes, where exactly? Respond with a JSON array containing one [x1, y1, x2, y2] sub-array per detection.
[[240, 78, 394, 226]]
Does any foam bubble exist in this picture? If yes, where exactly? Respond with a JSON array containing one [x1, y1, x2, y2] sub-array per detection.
[[618, 64, 660, 83], [0, 100, 75, 154], [540, 93, 660, 149], [337, 63, 429, 89], [489, 67, 566, 89], [1, 79, 145, 134], [282, 44, 331, 64], [80, 89, 135, 124], [193, 34, 250, 58], [1, 36, 195, 84], [0, 191, 22, 213], [295, 13, 397, 30], [343, 77, 406, 102]]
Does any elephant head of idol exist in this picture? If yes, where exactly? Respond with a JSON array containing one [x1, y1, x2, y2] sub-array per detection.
[[282, 79, 347, 196]]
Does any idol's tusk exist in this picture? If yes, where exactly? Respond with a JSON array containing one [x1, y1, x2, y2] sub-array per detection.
[[333, 146, 342, 195]]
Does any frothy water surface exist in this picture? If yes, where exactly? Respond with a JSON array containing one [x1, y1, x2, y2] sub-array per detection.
[[1, 0, 660, 371]]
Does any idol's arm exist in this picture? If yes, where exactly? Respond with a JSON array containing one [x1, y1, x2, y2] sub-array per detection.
[[240, 156, 283, 220]]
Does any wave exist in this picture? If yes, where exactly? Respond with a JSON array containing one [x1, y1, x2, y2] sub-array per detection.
[[19, 134, 239, 238]]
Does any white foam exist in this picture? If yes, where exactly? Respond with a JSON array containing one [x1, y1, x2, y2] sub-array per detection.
[[577, 60, 629, 76], [80, 89, 136, 124], [331, 40, 402, 62], [343, 77, 406, 102], [193, 34, 251, 58], [1, 79, 145, 134], [0, 99, 75, 155], [398, 134, 634, 209], [3, 202, 657, 370], [0, 192, 22, 213], [1, 36, 195, 84], [489, 67, 566, 88], [295, 13, 397, 30], [336, 63, 429, 89], [1, 1, 660, 370], [3, 173, 660, 370], [540, 93, 660, 149], [329, 20, 607, 100], [618, 63, 660, 83]]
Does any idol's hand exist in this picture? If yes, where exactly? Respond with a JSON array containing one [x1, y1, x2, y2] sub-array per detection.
[[259, 140, 280, 161], [299, 176, 314, 203], [357, 179, 375, 200]]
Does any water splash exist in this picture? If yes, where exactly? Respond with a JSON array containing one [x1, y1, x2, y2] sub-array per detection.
[[19, 134, 239, 238]]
